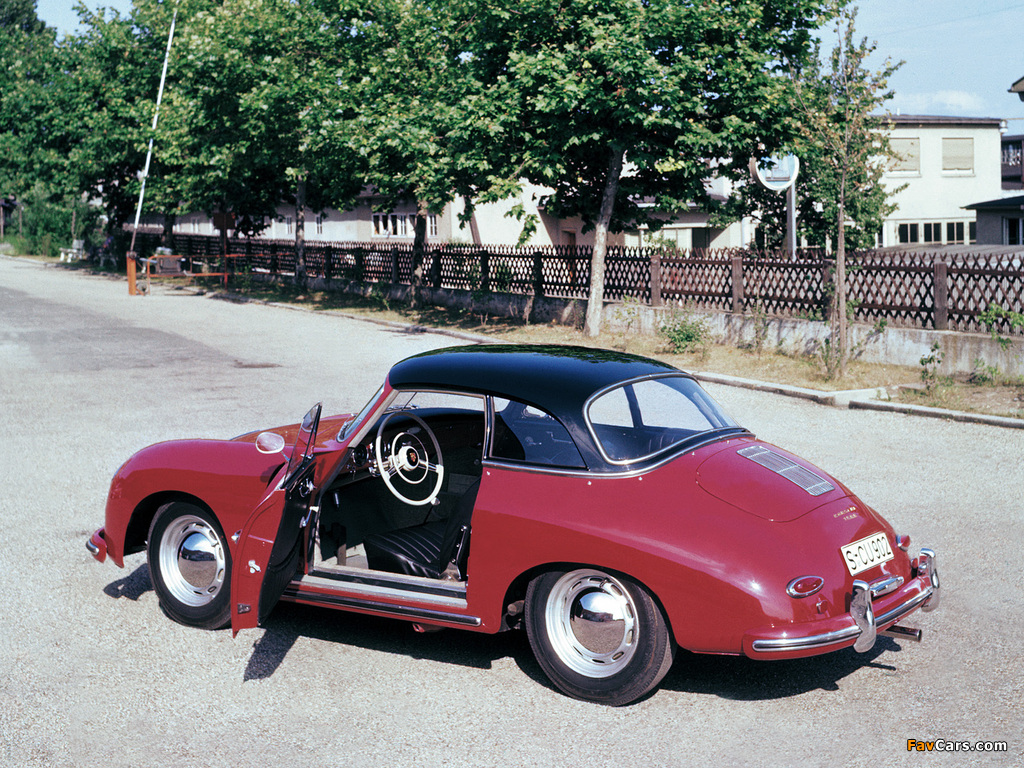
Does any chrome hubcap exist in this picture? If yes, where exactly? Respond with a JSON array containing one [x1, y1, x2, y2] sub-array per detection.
[[545, 570, 638, 678], [158, 515, 226, 607]]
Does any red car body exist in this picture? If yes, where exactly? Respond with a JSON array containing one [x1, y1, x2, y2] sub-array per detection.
[[89, 345, 939, 705]]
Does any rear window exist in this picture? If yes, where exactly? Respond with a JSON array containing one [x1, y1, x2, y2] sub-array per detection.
[[491, 398, 586, 468], [587, 376, 737, 463]]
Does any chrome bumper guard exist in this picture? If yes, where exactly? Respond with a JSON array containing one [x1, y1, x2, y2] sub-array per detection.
[[751, 548, 940, 654]]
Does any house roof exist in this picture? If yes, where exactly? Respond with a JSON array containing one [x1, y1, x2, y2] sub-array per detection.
[[1010, 75, 1024, 96], [964, 194, 1024, 211], [887, 114, 1004, 128]]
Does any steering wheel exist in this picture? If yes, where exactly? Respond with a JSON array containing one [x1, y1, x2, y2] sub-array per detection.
[[374, 411, 445, 506]]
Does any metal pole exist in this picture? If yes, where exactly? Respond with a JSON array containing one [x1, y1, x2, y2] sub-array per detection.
[[128, 6, 178, 295], [786, 182, 797, 258]]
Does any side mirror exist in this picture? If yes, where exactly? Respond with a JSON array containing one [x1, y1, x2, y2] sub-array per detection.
[[255, 431, 287, 454]]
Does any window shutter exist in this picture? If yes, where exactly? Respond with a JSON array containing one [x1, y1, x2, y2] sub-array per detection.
[[942, 138, 973, 172], [890, 138, 920, 172]]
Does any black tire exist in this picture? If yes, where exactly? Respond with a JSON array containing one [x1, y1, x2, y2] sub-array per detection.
[[525, 568, 675, 706], [147, 501, 232, 629]]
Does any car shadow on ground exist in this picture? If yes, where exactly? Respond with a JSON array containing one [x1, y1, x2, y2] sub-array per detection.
[[658, 641, 904, 701], [102, 565, 907, 703], [243, 602, 529, 683], [102, 562, 152, 601]]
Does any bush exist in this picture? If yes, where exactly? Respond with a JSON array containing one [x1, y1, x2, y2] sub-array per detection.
[[659, 307, 711, 358]]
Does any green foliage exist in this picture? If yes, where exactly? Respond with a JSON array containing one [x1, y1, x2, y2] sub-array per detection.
[[919, 342, 945, 392], [659, 307, 711, 358], [967, 358, 1000, 385], [736, 3, 902, 251], [978, 302, 1024, 350]]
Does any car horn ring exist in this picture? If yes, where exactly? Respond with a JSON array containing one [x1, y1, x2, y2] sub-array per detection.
[[375, 410, 445, 506]]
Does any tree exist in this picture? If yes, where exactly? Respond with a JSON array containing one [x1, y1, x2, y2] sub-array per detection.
[[463, 0, 835, 335], [791, 1, 902, 376], [330, 0, 521, 304], [164, 0, 364, 280], [1, 0, 45, 33]]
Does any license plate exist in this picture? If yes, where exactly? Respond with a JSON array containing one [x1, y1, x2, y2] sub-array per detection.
[[841, 532, 894, 576]]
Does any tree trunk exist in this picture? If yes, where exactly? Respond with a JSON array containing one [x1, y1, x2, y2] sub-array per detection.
[[162, 214, 176, 252], [410, 200, 428, 309], [294, 175, 307, 286], [833, 186, 848, 376], [584, 147, 625, 337]]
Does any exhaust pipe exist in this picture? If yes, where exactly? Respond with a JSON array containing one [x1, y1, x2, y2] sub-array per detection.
[[881, 624, 923, 642]]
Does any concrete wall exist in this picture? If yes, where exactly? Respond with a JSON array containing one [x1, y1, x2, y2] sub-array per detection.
[[290, 272, 1024, 377]]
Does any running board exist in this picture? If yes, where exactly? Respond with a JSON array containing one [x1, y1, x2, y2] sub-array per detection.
[[281, 582, 481, 627]]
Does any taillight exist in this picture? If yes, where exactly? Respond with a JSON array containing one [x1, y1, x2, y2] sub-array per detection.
[[896, 534, 910, 552], [786, 575, 825, 598]]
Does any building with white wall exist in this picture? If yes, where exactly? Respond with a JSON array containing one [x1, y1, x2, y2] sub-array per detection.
[[880, 115, 1004, 247]]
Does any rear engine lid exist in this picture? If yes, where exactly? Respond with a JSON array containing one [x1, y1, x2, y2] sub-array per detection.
[[696, 441, 842, 522]]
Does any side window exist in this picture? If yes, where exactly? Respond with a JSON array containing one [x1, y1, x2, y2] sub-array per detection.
[[490, 398, 585, 468]]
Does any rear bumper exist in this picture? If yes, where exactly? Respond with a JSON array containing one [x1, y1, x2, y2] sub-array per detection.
[[86, 527, 108, 563], [743, 548, 940, 659]]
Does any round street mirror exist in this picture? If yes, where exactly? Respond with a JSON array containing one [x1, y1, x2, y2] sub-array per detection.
[[749, 154, 800, 193]]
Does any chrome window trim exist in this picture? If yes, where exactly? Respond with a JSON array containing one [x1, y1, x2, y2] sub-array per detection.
[[584, 373, 740, 466], [481, 430, 751, 479], [485, 395, 585, 469]]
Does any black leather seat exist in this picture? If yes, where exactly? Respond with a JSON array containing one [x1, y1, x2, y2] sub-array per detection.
[[363, 479, 479, 580]]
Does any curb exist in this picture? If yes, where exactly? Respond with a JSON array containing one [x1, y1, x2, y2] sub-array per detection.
[[25, 262, 1023, 432], [213, 289, 1024, 432], [693, 371, 1023, 430]]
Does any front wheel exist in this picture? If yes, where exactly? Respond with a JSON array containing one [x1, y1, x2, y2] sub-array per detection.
[[525, 569, 674, 706], [147, 501, 232, 629]]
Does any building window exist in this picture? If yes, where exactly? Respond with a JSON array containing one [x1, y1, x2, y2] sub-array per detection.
[[1006, 218, 1024, 246], [890, 138, 920, 173], [923, 222, 942, 243], [969, 221, 976, 243], [315, 215, 323, 235], [897, 223, 919, 244], [946, 221, 965, 244], [372, 212, 437, 238], [942, 138, 974, 173], [285, 216, 293, 235]]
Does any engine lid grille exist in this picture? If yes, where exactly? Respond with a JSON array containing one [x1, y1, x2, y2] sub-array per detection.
[[737, 445, 835, 496]]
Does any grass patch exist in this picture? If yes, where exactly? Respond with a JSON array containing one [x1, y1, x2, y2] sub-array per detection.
[[150, 276, 1024, 420]]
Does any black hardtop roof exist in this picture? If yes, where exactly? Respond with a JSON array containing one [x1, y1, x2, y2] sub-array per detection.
[[388, 344, 682, 415]]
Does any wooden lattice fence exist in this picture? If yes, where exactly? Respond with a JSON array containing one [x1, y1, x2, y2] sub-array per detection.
[[125, 232, 1023, 336]]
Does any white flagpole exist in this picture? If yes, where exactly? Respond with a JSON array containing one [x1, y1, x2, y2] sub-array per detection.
[[128, 6, 178, 293]]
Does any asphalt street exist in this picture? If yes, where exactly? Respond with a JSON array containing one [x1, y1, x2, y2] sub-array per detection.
[[0, 256, 1020, 767]]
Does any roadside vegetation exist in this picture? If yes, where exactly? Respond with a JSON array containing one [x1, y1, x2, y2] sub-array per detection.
[[163, 271, 1023, 420]]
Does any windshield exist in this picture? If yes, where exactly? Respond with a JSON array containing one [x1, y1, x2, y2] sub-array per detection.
[[586, 375, 739, 464], [338, 386, 385, 441]]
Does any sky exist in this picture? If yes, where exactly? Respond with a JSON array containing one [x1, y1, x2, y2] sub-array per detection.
[[34, 0, 1024, 127]]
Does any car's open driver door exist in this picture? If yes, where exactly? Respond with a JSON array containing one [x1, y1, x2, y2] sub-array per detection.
[[230, 404, 322, 635]]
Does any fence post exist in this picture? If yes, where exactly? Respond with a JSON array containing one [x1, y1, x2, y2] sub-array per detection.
[[480, 250, 491, 293], [933, 256, 949, 331], [390, 246, 399, 284], [649, 250, 663, 307], [532, 252, 545, 297], [431, 247, 442, 289], [731, 252, 745, 313], [354, 247, 365, 282]]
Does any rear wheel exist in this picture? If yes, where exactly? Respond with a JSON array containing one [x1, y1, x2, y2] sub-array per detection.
[[147, 502, 232, 629], [525, 568, 674, 706]]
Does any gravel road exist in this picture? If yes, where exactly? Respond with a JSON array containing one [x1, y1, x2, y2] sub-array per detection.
[[1, 256, 1020, 768]]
